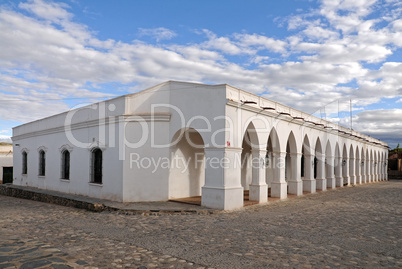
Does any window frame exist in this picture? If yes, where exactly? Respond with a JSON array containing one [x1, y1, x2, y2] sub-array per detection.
[[61, 149, 70, 180], [91, 147, 103, 184], [38, 150, 46, 176], [22, 151, 28, 175]]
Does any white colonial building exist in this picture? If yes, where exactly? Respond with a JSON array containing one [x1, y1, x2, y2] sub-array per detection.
[[12, 81, 388, 210], [0, 144, 13, 184]]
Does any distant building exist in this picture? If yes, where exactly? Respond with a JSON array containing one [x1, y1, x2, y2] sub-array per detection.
[[12, 81, 388, 210], [0, 144, 13, 184], [388, 152, 402, 171]]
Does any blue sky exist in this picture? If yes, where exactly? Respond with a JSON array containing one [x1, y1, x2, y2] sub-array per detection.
[[0, 0, 401, 148]]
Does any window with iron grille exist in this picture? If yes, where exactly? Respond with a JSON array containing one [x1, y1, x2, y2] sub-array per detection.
[[39, 150, 46, 176], [22, 151, 28, 174], [61, 150, 70, 180], [91, 148, 102, 184]]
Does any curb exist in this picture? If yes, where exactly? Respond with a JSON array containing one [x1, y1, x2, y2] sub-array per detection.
[[0, 184, 216, 215]]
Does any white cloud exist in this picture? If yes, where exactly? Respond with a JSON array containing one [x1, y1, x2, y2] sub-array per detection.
[[19, 0, 71, 22], [138, 27, 177, 42], [0, 0, 401, 147], [234, 33, 288, 53], [350, 109, 402, 147]]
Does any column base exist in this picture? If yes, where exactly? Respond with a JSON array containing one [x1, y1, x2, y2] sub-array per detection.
[[350, 175, 356, 185], [288, 180, 303, 196], [336, 176, 344, 187], [316, 178, 327, 191], [201, 186, 244, 210], [249, 184, 268, 203], [327, 177, 336, 189], [342, 176, 350, 186], [303, 179, 316, 193], [271, 182, 287, 199]]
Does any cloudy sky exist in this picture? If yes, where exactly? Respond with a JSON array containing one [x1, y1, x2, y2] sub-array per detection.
[[0, 0, 401, 148]]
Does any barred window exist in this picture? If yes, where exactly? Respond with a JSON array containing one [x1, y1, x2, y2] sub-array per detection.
[[22, 151, 28, 174], [61, 150, 70, 180], [39, 150, 46, 176], [91, 148, 102, 184]]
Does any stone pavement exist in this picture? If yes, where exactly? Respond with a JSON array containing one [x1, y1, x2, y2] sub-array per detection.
[[0, 181, 401, 268]]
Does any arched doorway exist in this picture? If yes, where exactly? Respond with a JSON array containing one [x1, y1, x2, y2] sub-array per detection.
[[342, 144, 349, 186], [268, 128, 286, 198], [286, 131, 302, 195], [168, 128, 205, 199], [335, 143, 342, 187], [302, 134, 315, 193], [325, 141, 335, 189], [349, 145, 355, 185], [315, 138, 326, 191], [355, 146, 361, 184], [360, 148, 365, 184], [240, 122, 261, 203]]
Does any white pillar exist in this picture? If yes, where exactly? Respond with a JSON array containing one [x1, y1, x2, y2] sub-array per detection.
[[303, 154, 316, 193], [343, 157, 350, 186], [379, 160, 382, 181], [288, 153, 303, 196], [326, 155, 336, 189], [316, 153, 327, 191], [349, 157, 356, 185], [271, 152, 287, 199], [335, 156, 343, 187], [371, 159, 375, 182], [201, 147, 244, 210], [249, 149, 268, 203], [385, 158, 388, 180]]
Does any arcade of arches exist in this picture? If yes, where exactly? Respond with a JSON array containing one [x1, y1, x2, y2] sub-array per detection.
[[170, 125, 388, 210]]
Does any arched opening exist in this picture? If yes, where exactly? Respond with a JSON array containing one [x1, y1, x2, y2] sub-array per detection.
[[266, 127, 281, 198], [325, 141, 334, 189], [241, 122, 259, 203], [285, 132, 297, 192], [368, 149, 372, 183], [22, 151, 28, 175], [302, 134, 315, 193], [315, 138, 325, 191], [342, 144, 349, 186], [360, 148, 365, 184], [38, 150, 46, 176], [355, 146, 360, 184], [302, 135, 311, 180], [266, 135, 274, 195], [91, 148, 102, 184], [314, 138, 323, 180], [334, 143, 342, 187], [169, 128, 205, 199], [376, 151, 380, 181], [61, 150, 70, 180], [349, 145, 355, 184], [286, 131, 302, 195]]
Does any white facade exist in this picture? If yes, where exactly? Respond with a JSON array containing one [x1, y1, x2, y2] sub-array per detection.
[[0, 145, 13, 183], [12, 81, 388, 210]]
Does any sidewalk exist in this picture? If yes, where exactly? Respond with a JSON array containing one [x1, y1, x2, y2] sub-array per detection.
[[0, 184, 217, 215]]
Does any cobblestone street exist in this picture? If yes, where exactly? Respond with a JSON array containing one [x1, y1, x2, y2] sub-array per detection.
[[0, 181, 401, 268]]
